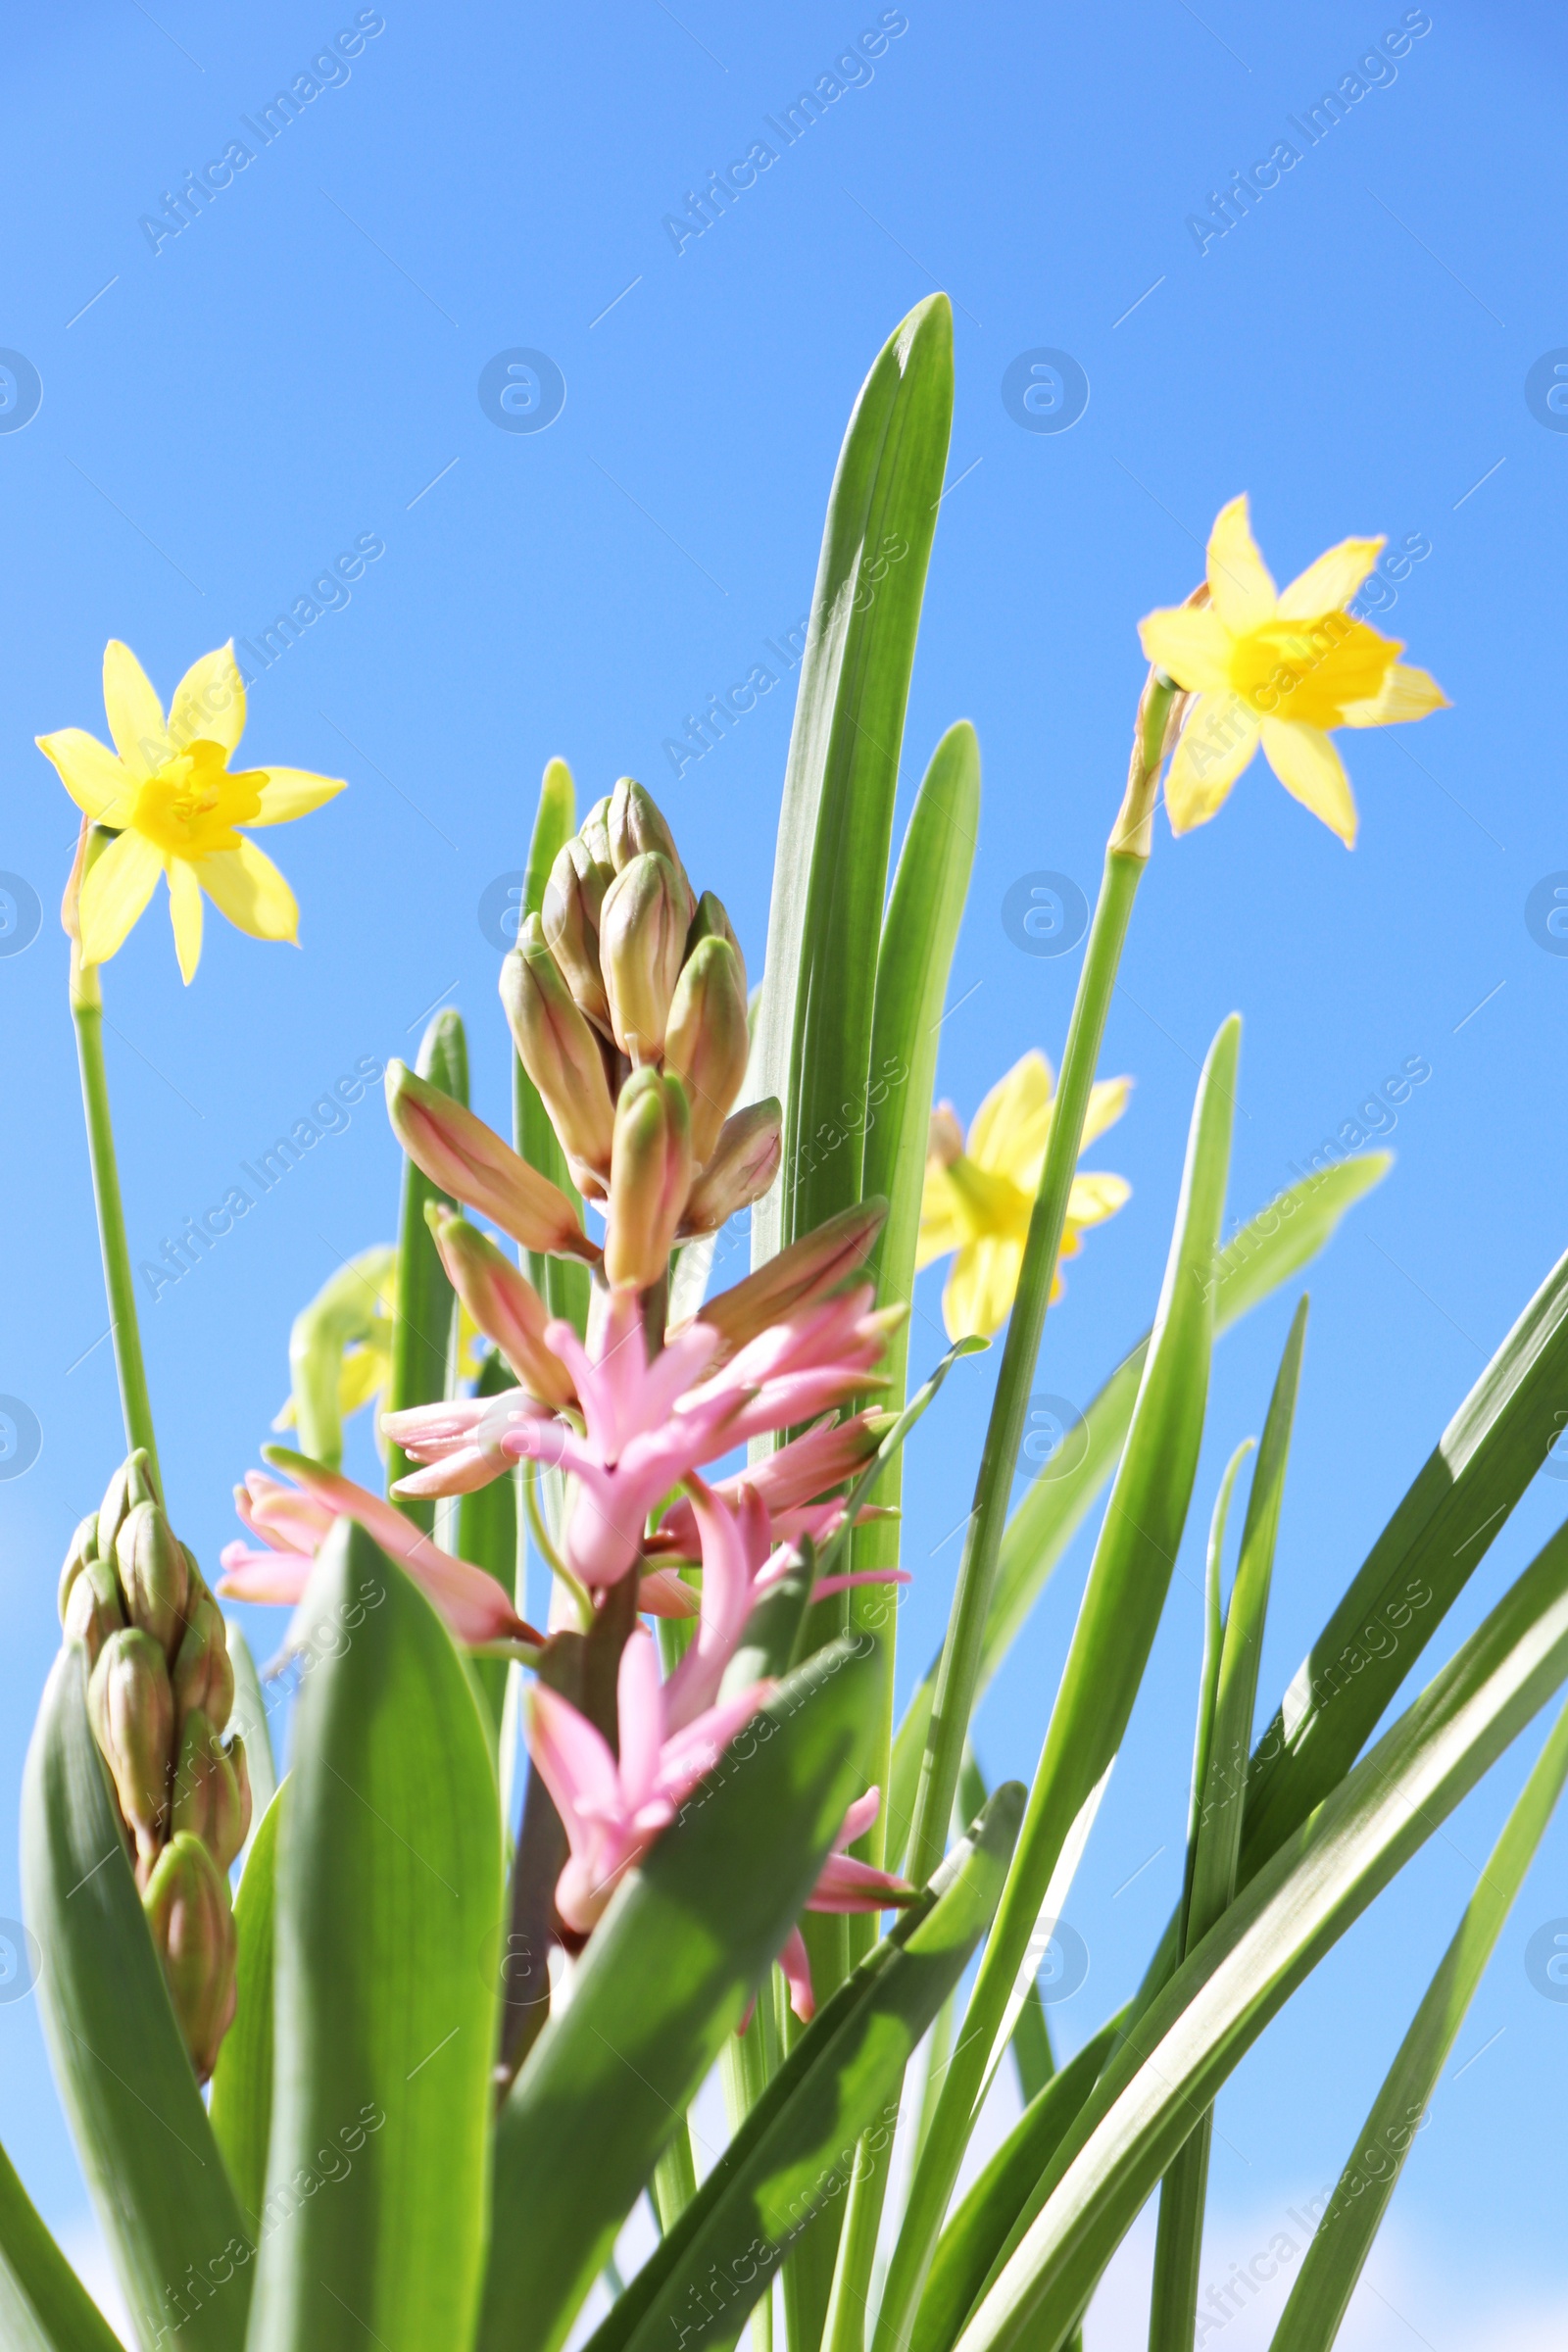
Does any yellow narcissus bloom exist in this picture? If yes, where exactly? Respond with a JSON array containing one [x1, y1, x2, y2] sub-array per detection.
[[1138, 496, 1448, 848], [38, 639, 345, 983], [917, 1050, 1131, 1342]]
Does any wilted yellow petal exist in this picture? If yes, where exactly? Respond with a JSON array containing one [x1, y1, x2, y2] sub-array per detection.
[[1206, 498, 1277, 632], [944, 1237, 1022, 1342], [168, 643, 247, 757], [1164, 695, 1261, 833], [77, 828, 163, 966], [167, 858, 205, 985], [35, 728, 130, 819], [102, 642, 168, 777], [1339, 662, 1449, 728], [1259, 720, 1357, 846], [1276, 535, 1384, 619], [1081, 1076, 1132, 1149], [1067, 1171, 1131, 1227], [250, 766, 349, 825], [1137, 605, 1235, 692], [200, 838, 300, 941], [968, 1050, 1054, 1178]]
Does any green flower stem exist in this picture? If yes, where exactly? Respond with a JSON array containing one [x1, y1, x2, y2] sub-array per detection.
[[71, 955, 161, 1487], [901, 675, 1176, 1894]]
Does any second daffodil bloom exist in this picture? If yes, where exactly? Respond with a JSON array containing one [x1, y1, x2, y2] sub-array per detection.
[[38, 640, 345, 982], [1138, 496, 1447, 847], [917, 1050, 1131, 1341]]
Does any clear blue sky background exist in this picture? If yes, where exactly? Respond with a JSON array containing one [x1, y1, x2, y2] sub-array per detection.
[[2, 3, 1565, 2341]]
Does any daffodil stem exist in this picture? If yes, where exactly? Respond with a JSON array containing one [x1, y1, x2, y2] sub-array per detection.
[[71, 970, 161, 1489]]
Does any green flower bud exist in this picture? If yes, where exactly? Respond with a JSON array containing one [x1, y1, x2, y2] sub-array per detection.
[[142, 1833, 237, 2083], [607, 779, 691, 906], [88, 1627, 173, 1877], [172, 1710, 252, 1873], [686, 889, 747, 997], [57, 1512, 104, 1623], [115, 1500, 190, 1663], [679, 1101, 783, 1238], [172, 1590, 236, 1734], [95, 1446, 162, 1565], [63, 1557, 125, 1671], [606, 1069, 694, 1290], [662, 936, 750, 1167], [599, 852, 689, 1065], [542, 836, 613, 1034], [385, 1060, 601, 1265], [500, 917, 616, 1193], [579, 794, 613, 872]]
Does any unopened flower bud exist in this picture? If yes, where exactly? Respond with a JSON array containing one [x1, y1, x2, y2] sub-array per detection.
[[600, 853, 688, 1064], [58, 1513, 103, 1622], [542, 837, 613, 1034], [172, 1589, 236, 1733], [692, 1198, 888, 1360], [95, 1446, 162, 1566], [424, 1205, 576, 1409], [142, 1833, 237, 2083], [607, 780, 693, 906], [662, 936, 750, 1166], [686, 889, 747, 999], [115, 1501, 190, 1663], [500, 917, 615, 1193], [385, 1060, 601, 1265], [172, 1710, 251, 1872], [88, 1628, 173, 1877], [579, 794, 613, 872], [64, 1557, 125, 1670], [679, 1101, 782, 1237], [606, 1069, 693, 1289]]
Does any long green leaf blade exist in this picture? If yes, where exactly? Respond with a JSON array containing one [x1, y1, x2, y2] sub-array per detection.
[[386, 1009, 467, 1523], [0, 2139, 124, 2352], [22, 1647, 250, 2352], [478, 1636, 881, 2352], [875, 1016, 1241, 2352], [247, 1521, 500, 2352], [1269, 1690, 1568, 2352], [209, 1784, 283, 2230], [512, 758, 589, 1332]]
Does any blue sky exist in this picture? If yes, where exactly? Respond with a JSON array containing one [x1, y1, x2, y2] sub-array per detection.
[[2, 2, 1566, 2340]]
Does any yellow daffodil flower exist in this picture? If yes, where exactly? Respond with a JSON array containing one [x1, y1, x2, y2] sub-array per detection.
[[273, 1247, 482, 1464], [916, 1050, 1131, 1341], [37, 639, 346, 983], [1138, 496, 1447, 848]]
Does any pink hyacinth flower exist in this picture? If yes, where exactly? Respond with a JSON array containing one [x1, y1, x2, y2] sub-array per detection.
[[526, 1629, 774, 1933]]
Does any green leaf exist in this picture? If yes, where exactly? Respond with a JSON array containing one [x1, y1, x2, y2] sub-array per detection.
[[750, 294, 954, 1269], [948, 1515, 1568, 2352], [477, 1635, 881, 2352], [386, 1009, 467, 1526], [246, 1521, 501, 2352], [876, 1015, 1241, 2352], [513, 758, 590, 1335], [209, 1783, 283, 2230], [0, 2138, 124, 2352], [223, 1617, 277, 1863], [1269, 1689, 1568, 2352], [22, 1646, 251, 2352], [583, 1786, 1024, 2352], [888, 1160, 1387, 1869], [460, 1348, 522, 1739]]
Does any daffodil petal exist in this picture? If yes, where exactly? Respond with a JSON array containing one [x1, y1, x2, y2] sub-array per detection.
[[1137, 605, 1235, 693], [1066, 1171, 1131, 1227], [35, 728, 130, 819], [916, 1168, 965, 1268], [249, 767, 349, 826], [1205, 497, 1277, 631], [1164, 694, 1261, 833], [168, 643, 247, 758], [1338, 662, 1449, 728], [168, 858, 205, 985], [1081, 1076, 1133, 1149], [968, 1050, 1054, 1175], [102, 642, 168, 777], [944, 1238, 1021, 1343], [77, 828, 163, 967], [337, 1348, 386, 1416], [1276, 535, 1385, 619], [1259, 720, 1357, 847], [199, 839, 300, 941]]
